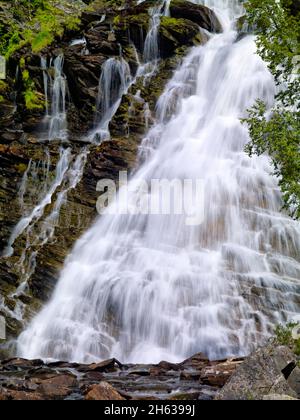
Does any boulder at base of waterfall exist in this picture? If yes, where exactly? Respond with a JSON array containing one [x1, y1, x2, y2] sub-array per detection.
[[85, 382, 125, 401], [215, 345, 300, 400], [36, 374, 78, 399], [200, 359, 244, 387], [170, 0, 223, 33]]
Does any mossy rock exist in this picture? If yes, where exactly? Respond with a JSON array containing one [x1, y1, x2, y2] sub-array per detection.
[[114, 13, 149, 54], [170, 0, 223, 33], [159, 17, 204, 58]]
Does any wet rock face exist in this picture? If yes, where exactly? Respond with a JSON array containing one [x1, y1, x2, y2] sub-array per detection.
[[0, 353, 241, 400]]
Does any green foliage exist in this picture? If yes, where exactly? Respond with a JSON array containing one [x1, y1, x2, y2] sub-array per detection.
[[245, 101, 300, 218], [0, 80, 8, 93], [21, 67, 44, 110], [274, 322, 300, 356], [0, 0, 82, 57], [244, 0, 300, 218]]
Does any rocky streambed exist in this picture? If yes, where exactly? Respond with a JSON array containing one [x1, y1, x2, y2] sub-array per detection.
[[0, 345, 299, 400]]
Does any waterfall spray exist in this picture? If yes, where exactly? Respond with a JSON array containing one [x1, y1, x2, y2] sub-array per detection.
[[18, 1, 300, 364]]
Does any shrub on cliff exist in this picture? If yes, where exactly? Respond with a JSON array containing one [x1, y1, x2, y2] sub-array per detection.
[[274, 322, 300, 357]]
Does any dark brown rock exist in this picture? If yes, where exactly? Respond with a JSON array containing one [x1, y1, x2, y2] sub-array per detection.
[[170, 0, 223, 33], [85, 382, 125, 401], [200, 360, 243, 387], [86, 358, 123, 372], [36, 374, 78, 399]]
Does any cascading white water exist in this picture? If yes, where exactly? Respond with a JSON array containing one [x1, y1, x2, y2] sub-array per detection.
[[40, 55, 68, 140], [143, 5, 162, 64], [91, 0, 170, 143], [14, 149, 88, 298], [48, 55, 68, 141], [2, 147, 87, 323], [3, 148, 71, 259], [137, 0, 171, 80], [18, 1, 300, 364], [91, 57, 132, 142], [17, 159, 33, 211]]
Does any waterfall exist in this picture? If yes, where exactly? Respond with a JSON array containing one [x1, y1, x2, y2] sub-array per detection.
[[91, 57, 132, 142], [143, 5, 162, 64], [138, 0, 171, 80], [48, 55, 68, 141], [17, 151, 52, 215], [2, 147, 87, 322], [3, 148, 71, 258], [91, 0, 172, 144], [17, 159, 32, 211], [18, 1, 300, 364], [40, 55, 68, 140], [14, 150, 88, 300]]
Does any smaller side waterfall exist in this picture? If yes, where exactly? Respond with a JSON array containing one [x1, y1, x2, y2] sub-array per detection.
[[48, 56, 68, 141], [138, 0, 171, 80], [3, 148, 71, 258], [92, 57, 132, 142], [2, 147, 87, 322], [15, 149, 88, 299], [17, 159, 33, 211], [41, 55, 68, 141], [143, 6, 161, 64]]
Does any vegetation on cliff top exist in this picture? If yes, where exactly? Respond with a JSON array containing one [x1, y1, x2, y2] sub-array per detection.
[[0, 1, 93, 109], [0, 0, 86, 57], [244, 0, 300, 218]]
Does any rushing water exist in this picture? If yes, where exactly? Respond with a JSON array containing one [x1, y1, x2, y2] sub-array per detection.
[[2, 147, 87, 324], [92, 57, 132, 142], [18, 1, 300, 363], [46, 55, 68, 141], [3, 148, 71, 259], [91, 0, 170, 143]]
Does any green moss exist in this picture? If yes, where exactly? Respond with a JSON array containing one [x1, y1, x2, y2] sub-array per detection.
[[160, 16, 203, 48], [0, 0, 83, 57], [16, 163, 28, 173], [86, 0, 128, 11], [22, 67, 44, 110], [22, 69, 30, 83], [31, 30, 54, 53], [160, 16, 199, 36], [19, 57, 26, 69], [113, 15, 121, 25], [24, 89, 44, 110], [0, 80, 8, 94], [161, 17, 179, 26]]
